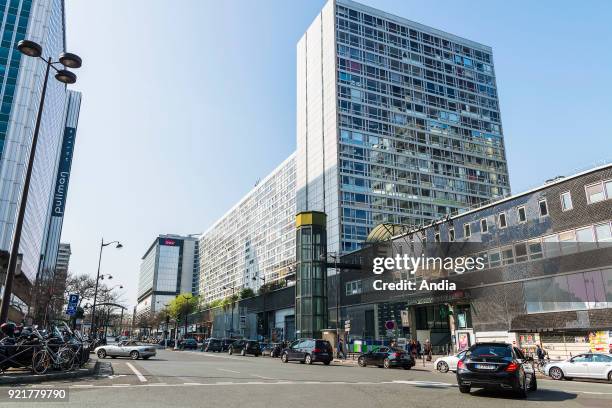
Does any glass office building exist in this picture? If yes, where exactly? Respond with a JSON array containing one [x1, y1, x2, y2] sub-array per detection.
[[136, 235, 199, 319], [296, 0, 510, 255], [199, 154, 296, 303], [0, 0, 72, 284]]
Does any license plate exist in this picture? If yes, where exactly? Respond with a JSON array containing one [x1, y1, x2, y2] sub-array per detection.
[[475, 364, 495, 370]]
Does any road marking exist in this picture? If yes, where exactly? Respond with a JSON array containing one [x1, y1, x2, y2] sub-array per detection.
[[126, 362, 147, 382], [217, 368, 241, 374], [250, 374, 275, 380], [183, 383, 202, 385], [72, 384, 93, 387]]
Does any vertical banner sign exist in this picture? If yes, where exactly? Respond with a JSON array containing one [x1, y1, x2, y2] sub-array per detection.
[[52, 127, 77, 216]]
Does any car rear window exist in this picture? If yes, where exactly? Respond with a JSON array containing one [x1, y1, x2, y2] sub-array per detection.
[[315, 340, 331, 350], [468, 345, 512, 358]]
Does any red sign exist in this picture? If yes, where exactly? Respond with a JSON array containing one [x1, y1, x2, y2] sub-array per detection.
[[385, 320, 395, 330], [164, 239, 176, 246]]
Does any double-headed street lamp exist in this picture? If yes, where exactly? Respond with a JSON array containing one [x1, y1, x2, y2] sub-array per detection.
[[0, 40, 81, 323], [90, 239, 122, 337]]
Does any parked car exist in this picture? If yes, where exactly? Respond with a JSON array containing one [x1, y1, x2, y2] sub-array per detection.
[[544, 353, 612, 381], [221, 338, 236, 352], [228, 339, 261, 356], [203, 338, 223, 352], [179, 338, 198, 350], [456, 342, 536, 397], [158, 339, 175, 348], [434, 350, 467, 373], [262, 343, 283, 357], [95, 340, 157, 360], [281, 339, 332, 365], [357, 346, 414, 369]]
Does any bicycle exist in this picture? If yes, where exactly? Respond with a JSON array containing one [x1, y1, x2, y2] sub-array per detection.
[[536, 356, 550, 374], [30, 328, 76, 375]]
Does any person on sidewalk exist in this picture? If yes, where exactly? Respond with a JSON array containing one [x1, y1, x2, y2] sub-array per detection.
[[337, 338, 345, 360], [424, 339, 432, 361]]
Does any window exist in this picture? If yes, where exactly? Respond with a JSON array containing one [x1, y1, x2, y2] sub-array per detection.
[[480, 218, 488, 233], [498, 212, 507, 228], [517, 206, 526, 223], [559, 230, 577, 254], [560, 191, 573, 211], [514, 242, 528, 262], [448, 228, 455, 242], [345, 280, 362, 296], [488, 250, 501, 267], [501, 246, 514, 264], [527, 239, 543, 260], [585, 181, 607, 204], [543, 234, 560, 258], [594, 223, 612, 242], [434, 233, 440, 242], [538, 199, 548, 217], [463, 223, 471, 238], [576, 226, 596, 252]]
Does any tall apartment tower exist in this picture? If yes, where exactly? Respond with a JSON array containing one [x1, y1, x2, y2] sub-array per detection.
[[0, 0, 74, 289], [296, 0, 510, 255]]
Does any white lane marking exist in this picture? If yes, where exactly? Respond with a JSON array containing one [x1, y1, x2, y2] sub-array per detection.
[[217, 368, 241, 374], [183, 383, 202, 385], [250, 374, 276, 380], [126, 362, 147, 382], [72, 384, 93, 387]]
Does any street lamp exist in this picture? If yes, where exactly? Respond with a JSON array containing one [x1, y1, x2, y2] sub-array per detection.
[[90, 239, 122, 337], [253, 275, 267, 340], [320, 252, 341, 337], [223, 284, 236, 338], [0, 40, 81, 323]]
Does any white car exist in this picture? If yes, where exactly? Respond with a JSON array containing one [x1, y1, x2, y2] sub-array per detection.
[[434, 350, 466, 373], [95, 340, 157, 360], [544, 353, 612, 381]]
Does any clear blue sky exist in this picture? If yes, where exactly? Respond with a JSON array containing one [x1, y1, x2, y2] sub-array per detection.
[[62, 0, 612, 309]]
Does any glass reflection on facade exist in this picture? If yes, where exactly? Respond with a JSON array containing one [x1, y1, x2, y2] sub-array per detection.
[[296, 0, 510, 255]]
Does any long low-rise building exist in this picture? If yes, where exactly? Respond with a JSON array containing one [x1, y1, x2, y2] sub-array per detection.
[[198, 153, 297, 304]]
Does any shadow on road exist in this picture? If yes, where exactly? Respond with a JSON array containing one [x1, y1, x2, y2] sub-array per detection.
[[469, 388, 578, 402]]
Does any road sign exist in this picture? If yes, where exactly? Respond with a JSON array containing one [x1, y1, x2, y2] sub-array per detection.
[[66, 293, 79, 316], [385, 320, 395, 330], [344, 320, 351, 332]]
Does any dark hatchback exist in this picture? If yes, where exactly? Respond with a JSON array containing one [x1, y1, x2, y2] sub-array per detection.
[[203, 338, 223, 352], [281, 339, 332, 365], [456, 342, 537, 397], [358, 346, 414, 369], [228, 339, 261, 356]]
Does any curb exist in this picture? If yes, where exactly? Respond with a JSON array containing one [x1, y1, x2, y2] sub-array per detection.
[[0, 361, 99, 385]]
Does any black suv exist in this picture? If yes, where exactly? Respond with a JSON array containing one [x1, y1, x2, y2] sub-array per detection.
[[203, 338, 223, 352], [281, 339, 332, 365], [456, 342, 537, 397], [228, 340, 261, 356]]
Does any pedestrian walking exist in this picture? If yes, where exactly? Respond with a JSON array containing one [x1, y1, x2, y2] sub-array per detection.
[[424, 339, 432, 361], [337, 338, 345, 359]]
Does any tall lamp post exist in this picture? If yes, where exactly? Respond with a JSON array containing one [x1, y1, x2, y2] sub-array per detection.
[[223, 284, 236, 337], [320, 252, 340, 337], [174, 294, 193, 350], [252, 275, 266, 340], [90, 238, 122, 337], [0, 40, 81, 323]]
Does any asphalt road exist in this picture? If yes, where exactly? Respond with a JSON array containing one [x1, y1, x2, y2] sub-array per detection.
[[1, 348, 611, 408]]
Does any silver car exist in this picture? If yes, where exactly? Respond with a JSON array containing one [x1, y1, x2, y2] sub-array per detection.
[[544, 353, 612, 381], [95, 340, 156, 360]]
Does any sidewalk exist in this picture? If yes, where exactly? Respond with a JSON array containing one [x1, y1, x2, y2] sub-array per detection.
[[0, 361, 100, 385]]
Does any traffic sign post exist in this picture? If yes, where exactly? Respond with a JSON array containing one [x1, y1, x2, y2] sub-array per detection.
[[66, 294, 79, 316]]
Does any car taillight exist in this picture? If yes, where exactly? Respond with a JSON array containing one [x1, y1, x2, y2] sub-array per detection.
[[390, 352, 398, 358], [313, 348, 321, 353], [457, 360, 464, 369], [505, 362, 519, 372]]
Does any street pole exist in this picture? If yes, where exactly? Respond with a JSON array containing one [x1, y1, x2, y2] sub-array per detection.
[[0, 58, 51, 323], [90, 238, 104, 337], [119, 307, 124, 337]]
